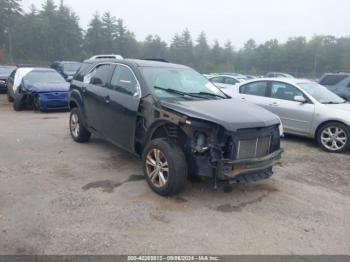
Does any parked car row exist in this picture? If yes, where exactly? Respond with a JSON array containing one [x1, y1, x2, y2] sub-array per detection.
[[0, 57, 349, 196]]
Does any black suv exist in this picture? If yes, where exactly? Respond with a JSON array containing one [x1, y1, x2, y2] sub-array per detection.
[[69, 59, 283, 196]]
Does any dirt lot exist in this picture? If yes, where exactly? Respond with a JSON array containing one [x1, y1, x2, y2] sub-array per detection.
[[0, 94, 350, 255]]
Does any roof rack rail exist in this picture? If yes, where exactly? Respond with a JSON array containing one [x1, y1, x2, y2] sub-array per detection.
[[16, 64, 40, 68], [142, 59, 169, 63]]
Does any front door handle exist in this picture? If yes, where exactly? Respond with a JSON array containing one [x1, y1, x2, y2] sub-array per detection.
[[105, 96, 111, 104]]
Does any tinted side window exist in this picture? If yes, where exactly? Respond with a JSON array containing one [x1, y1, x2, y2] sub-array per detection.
[[347, 81, 350, 87], [240, 81, 268, 97], [110, 65, 138, 95], [225, 77, 239, 85], [270, 82, 304, 101], [75, 62, 92, 81], [90, 64, 113, 86], [210, 77, 224, 84], [320, 75, 348, 86]]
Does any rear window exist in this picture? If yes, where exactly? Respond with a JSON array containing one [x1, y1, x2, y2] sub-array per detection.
[[320, 75, 348, 86]]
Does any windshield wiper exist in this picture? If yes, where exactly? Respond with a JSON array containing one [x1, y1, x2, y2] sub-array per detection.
[[189, 91, 227, 99], [154, 86, 209, 100]]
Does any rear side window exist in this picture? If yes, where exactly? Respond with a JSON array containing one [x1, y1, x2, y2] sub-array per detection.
[[89, 64, 113, 86], [225, 77, 239, 85], [74, 62, 92, 81], [320, 75, 348, 86], [240, 81, 268, 97], [110, 65, 138, 95], [210, 76, 224, 84]]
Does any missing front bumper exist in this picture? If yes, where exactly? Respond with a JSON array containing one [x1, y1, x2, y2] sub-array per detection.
[[223, 149, 283, 179]]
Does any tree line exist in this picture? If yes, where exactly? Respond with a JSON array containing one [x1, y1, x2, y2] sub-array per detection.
[[1, 0, 350, 77]]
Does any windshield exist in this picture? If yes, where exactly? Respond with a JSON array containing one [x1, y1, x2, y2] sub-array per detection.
[[298, 82, 345, 104], [24, 71, 66, 84], [141, 67, 225, 99], [0, 66, 15, 75], [63, 63, 81, 73]]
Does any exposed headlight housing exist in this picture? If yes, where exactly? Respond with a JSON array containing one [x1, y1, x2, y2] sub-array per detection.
[[0, 80, 6, 84]]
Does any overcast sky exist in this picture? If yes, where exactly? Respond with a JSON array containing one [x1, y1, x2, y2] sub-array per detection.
[[21, 0, 350, 48]]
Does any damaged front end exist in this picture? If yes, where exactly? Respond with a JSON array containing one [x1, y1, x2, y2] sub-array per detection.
[[185, 118, 283, 184], [137, 97, 283, 186], [17, 84, 69, 111]]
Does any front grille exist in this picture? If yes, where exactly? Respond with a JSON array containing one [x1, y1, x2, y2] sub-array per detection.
[[237, 136, 271, 160], [42, 92, 68, 99]]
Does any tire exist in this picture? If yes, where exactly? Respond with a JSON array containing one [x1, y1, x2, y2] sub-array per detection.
[[142, 138, 188, 196], [33, 96, 42, 112], [7, 90, 14, 102], [13, 95, 24, 111], [69, 107, 91, 143], [317, 122, 350, 153]]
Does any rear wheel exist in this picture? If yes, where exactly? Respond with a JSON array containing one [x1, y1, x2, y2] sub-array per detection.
[[13, 95, 24, 111], [69, 108, 91, 143], [142, 138, 187, 196], [317, 122, 350, 153]]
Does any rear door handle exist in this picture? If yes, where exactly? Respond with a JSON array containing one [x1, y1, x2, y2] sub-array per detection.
[[105, 96, 111, 104]]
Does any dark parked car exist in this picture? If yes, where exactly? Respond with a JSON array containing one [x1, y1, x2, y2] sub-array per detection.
[[7, 67, 69, 111], [0, 65, 16, 93], [265, 72, 294, 78], [319, 73, 350, 100], [69, 59, 283, 196], [51, 61, 82, 82]]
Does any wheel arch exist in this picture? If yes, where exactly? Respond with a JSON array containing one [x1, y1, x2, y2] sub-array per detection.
[[315, 120, 349, 139], [142, 120, 189, 153], [69, 90, 83, 111]]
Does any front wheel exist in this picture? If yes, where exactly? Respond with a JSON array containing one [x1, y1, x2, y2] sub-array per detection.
[[69, 108, 91, 143], [142, 138, 188, 196], [13, 95, 24, 111], [317, 122, 350, 153], [7, 90, 14, 102]]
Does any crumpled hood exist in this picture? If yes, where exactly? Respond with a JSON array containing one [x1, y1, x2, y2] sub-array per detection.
[[160, 98, 280, 132], [24, 82, 69, 93]]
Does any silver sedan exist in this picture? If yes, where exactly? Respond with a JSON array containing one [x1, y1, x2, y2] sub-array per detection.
[[226, 78, 350, 153]]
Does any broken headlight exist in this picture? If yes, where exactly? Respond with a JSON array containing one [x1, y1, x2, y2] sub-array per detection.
[[193, 132, 209, 154]]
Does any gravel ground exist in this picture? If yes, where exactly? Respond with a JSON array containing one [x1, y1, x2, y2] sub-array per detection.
[[0, 95, 349, 255]]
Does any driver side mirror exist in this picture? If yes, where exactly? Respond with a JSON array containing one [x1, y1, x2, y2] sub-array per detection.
[[294, 95, 307, 103]]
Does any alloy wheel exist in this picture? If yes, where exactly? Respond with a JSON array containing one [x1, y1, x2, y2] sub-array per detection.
[[145, 148, 169, 188], [70, 113, 80, 138], [320, 126, 347, 151]]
